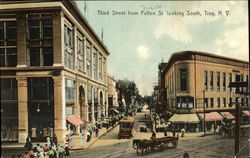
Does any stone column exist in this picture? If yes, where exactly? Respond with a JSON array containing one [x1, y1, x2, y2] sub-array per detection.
[[17, 77, 28, 143], [53, 76, 67, 143], [53, 12, 63, 66], [16, 13, 27, 67], [92, 87, 95, 126]]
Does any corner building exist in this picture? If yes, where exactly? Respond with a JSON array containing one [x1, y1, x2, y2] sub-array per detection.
[[0, 1, 109, 143], [164, 51, 249, 130]]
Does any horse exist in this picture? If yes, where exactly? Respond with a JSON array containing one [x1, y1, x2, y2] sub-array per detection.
[[137, 139, 154, 155]]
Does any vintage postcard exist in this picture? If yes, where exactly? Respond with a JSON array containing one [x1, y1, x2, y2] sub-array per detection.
[[0, 0, 249, 158]]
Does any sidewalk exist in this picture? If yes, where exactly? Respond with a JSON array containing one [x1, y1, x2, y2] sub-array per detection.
[[1, 123, 119, 151], [71, 123, 119, 150]]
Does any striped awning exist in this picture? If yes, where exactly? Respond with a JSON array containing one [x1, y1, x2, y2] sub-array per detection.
[[169, 114, 200, 123], [66, 115, 84, 126], [220, 112, 235, 120], [198, 112, 223, 121]]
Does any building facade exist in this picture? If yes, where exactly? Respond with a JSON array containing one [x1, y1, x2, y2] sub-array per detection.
[[0, 1, 109, 143], [164, 51, 249, 113], [163, 51, 249, 131]]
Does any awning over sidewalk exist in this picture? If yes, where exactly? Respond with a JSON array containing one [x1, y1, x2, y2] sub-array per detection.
[[66, 115, 84, 126], [220, 112, 235, 120], [169, 114, 200, 123], [242, 110, 250, 116], [198, 112, 223, 121]]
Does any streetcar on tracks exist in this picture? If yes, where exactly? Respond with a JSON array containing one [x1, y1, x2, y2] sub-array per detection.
[[118, 116, 135, 139]]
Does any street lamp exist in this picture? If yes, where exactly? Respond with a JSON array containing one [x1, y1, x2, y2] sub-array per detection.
[[203, 89, 206, 135]]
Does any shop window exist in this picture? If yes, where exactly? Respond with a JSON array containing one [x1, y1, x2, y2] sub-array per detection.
[[28, 78, 53, 101], [180, 69, 187, 91], [65, 79, 75, 103], [0, 21, 17, 67], [0, 78, 17, 100]]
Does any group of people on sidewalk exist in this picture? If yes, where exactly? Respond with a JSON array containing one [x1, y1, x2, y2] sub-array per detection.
[[17, 135, 70, 158]]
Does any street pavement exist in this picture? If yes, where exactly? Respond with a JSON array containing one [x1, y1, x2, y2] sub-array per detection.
[[70, 112, 238, 158], [1, 111, 248, 158]]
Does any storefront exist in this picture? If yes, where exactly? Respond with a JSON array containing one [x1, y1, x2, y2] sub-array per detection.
[[1, 78, 18, 142], [168, 113, 200, 132], [198, 112, 223, 132]]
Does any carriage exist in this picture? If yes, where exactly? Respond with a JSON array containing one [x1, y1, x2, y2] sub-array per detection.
[[133, 135, 179, 155], [118, 116, 135, 139]]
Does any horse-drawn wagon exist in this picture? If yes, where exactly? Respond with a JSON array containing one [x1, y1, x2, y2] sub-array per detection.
[[132, 135, 179, 155]]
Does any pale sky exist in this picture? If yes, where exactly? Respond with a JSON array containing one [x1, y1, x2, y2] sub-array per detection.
[[76, 1, 249, 96]]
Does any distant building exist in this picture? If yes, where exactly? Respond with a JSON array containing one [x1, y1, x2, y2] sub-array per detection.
[[108, 76, 119, 115], [0, 0, 109, 143], [157, 62, 168, 114], [162, 51, 249, 131]]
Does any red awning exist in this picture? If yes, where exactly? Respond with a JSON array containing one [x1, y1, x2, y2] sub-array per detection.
[[198, 112, 223, 121], [66, 115, 84, 126], [220, 112, 235, 119], [242, 110, 250, 116]]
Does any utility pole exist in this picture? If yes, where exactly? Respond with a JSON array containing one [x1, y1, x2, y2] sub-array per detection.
[[203, 89, 206, 135]]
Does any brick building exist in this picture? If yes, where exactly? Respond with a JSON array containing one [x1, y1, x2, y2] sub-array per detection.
[[161, 51, 249, 131], [0, 0, 109, 143]]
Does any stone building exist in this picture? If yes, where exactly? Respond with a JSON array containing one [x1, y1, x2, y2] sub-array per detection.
[[162, 51, 249, 131], [0, 0, 109, 143]]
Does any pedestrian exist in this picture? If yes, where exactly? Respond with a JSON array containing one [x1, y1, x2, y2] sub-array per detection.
[[151, 131, 156, 140], [64, 144, 70, 156], [183, 151, 190, 158], [53, 134, 58, 146], [87, 131, 90, 142], [95, 128, 99, 137], [24, 136, 33, 150], [58, 145, 65, 158], [65, 135, 71, 148], [47, 136, 51, 147]]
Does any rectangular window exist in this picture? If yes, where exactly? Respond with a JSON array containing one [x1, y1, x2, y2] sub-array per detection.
[[210, 71, 213, 90], [42, 20, 53, 39], [223, 72, 226, 91], [235, 74, 240, 82], [0, 78, 17, 100], [28, 14, 53, 66], [223, 98, 226, 107], [65, 79, 75, 103], [98, 54, 102, 79], [28, 77, 53, 101], [217, 98, 220, 107], [0, 21, 17, 67], [64, 25, 73, 69], [30, 47, 40, 66], [204, 98, 208, 108], [43, 47, 53, 66], [216, 72, 220, 91], [210, 98, 214, 108], [188, 97, 194, 108], [77, 37, 83, 70], [93, 50, 98, 79], [229, 97, 232, 107], [204, 70, 208, 90], [180, 69, 187, 91], [86, 45, 91, 77]]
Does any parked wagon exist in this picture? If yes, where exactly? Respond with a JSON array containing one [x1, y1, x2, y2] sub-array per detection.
[[133, 135, 179, 155]]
